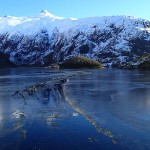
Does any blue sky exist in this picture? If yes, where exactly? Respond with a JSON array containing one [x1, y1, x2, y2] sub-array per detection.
[[0, 0, 150, 20]]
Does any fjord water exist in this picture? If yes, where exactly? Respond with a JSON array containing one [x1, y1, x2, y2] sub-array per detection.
[[0, 68, 149, 150]]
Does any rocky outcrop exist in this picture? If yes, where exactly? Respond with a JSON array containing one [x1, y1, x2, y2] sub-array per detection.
[[138, 61, 150, 70], [137, 53, 150, 70], [0, 53, 14, 68]]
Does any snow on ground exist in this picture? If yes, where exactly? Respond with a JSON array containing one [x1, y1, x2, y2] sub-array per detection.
[[0, 11, 150, 66], [0, 10, 149, 37]]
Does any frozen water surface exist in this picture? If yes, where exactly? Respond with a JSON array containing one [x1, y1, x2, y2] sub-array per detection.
[[0, 68, 149, 150]]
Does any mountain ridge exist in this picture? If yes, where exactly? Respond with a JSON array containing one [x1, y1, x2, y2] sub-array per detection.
[[0, 11, 150, 68]]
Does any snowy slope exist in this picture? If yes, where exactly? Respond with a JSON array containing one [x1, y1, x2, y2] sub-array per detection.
[[0, 10, 150, 67]]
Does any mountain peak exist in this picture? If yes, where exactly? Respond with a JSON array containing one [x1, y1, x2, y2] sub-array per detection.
[[40, 10, 54, 17], [40, 10, 64, 20]]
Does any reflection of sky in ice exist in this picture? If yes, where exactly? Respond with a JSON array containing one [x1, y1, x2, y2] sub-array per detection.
[[67, 69, 150, 149]]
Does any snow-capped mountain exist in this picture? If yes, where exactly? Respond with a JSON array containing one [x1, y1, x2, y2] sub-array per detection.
[[0, 10, 150, 67]]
